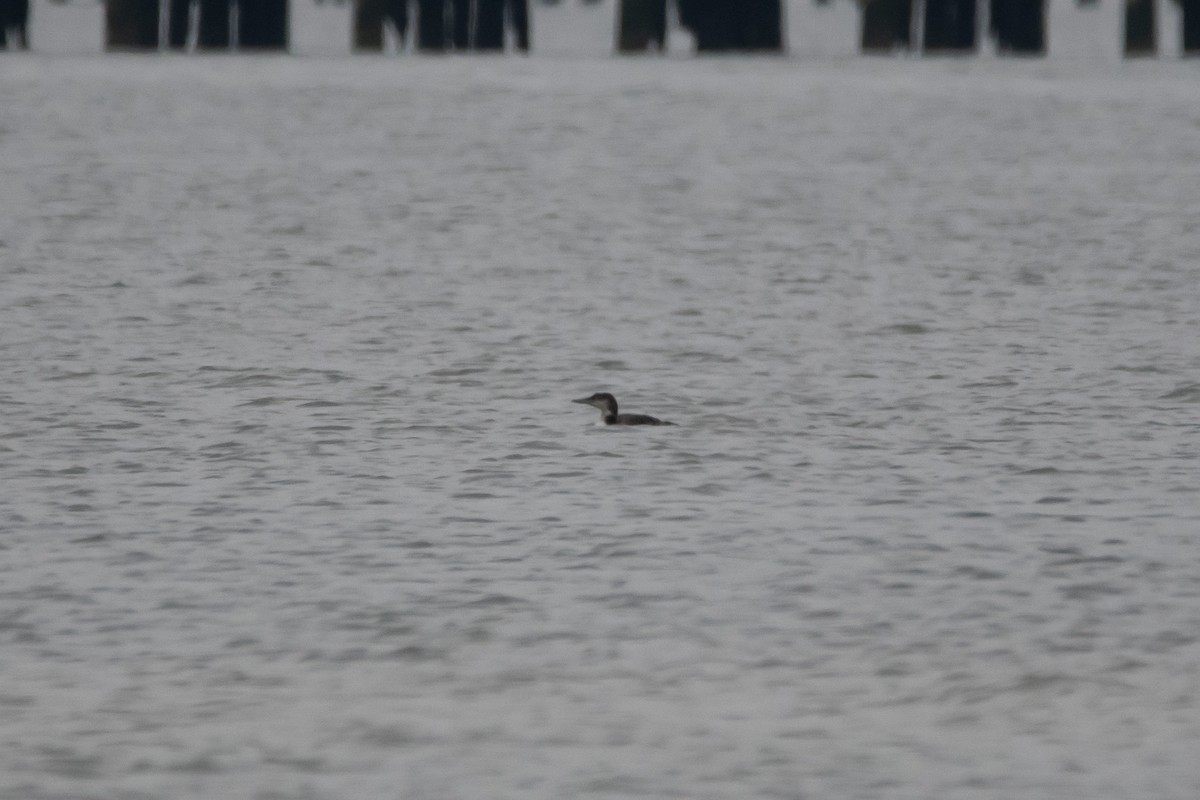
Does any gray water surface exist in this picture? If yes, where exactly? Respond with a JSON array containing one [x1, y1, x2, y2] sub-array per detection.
[[2, 56, 1200, 799]]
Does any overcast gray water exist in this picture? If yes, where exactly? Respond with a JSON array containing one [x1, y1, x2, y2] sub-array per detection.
[[2, 55, 1200, 799]]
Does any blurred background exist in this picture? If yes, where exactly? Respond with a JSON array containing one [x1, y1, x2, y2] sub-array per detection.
[[8, 0, 1200, 59]]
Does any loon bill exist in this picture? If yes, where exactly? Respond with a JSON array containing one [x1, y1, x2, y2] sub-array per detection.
[[573, 392, 674, 426]]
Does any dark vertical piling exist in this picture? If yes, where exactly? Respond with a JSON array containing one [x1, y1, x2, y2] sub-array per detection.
[[475, 0, 530, 51], [475, 0, 506, 49], [106, 0, 160, 49], [450, 0, 469, 48], [109, 0, 283, 50], [923, 0, 976, 50], [355, 0, 386, 49], [739, 0, 782, 49], [617, 0, 666, 52], [197, 0, 231, 47], [510, 0, 529, 50], [1124, 0, 1155, 54], [861, 0, 913, 52], [989, 0, 1045, 53], [416, 0, 445, 50], [1180, 0, 1199, 53], [239, 0, 288, 48], [1, 0, 30, 49], [167, 0, 190, 48], [355, 0, 524, 53], [355, 0, 409, 50], [677, 0, 726, 49], [674, 0, 782, 51]]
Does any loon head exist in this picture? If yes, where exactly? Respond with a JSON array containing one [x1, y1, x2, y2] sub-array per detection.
[[573, 392, 618, 417]]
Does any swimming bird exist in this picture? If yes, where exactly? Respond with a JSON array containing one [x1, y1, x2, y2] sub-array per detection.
[[573, 392, 674, 426]]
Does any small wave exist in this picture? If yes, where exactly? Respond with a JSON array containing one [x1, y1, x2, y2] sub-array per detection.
[[462, 593, 531, 608], [44, 370, 97, 382], [594, 359, 628, 370], [202, 369, 285, 389], [240, 396, 288, 407], [1160, 383, 1200, 401], [427, 367, 489, 377], [962, 375, 1018, 388], [1112, 364, 1168, 374], [873, 322, 932, 335], [672, 350, 740, 363], [1061, 582, 1126, 600]]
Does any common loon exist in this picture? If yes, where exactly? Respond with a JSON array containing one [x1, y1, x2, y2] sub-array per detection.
[[573, 392, 674, 426]]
